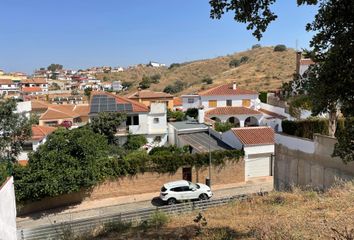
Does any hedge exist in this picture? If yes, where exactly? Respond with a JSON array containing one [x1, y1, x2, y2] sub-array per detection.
[[281, 119, 347, 139], [259, 92, 267, 103]]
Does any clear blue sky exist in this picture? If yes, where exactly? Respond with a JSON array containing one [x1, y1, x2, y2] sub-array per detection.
[[0, 0, 317, 73]]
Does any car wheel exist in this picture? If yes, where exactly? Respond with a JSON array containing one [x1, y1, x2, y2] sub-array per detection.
[[199, 194, 208, 201], [167, 198, 177, 205]]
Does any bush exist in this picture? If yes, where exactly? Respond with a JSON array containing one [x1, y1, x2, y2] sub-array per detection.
[[215, 122, 234, 132], [149, 211, 169, 229], [163, 80, 186, 94], [259, 92, 267, 103], [150, 74, 161, 83], [282, 119, 329, 139], [229, 59, 241, 68], [274, 44, 287, 52], [240, 56, 249, 63], [252, 44, 261, 49], [167, 109, 186, 121], [124, 135, 147, 150], [186, 108, 199, 119], [168, 63, 181, 69], [202, 77, 213, 84], [122, 81, 132, 90], [139, 76, 151, 89]]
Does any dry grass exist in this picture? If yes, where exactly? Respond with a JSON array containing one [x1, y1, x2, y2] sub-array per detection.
[[96, 47, 296, 95], [94, 181, 354, 240]]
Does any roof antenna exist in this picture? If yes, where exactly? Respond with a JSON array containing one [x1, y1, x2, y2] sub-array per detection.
[[295, 39, 298, 51]]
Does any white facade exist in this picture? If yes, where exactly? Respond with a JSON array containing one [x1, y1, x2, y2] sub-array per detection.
[[181, 95, 200, 110], [200, 94, 259, 111], [0, 177, 17, 240], [0, 83, 18, 95], [16, 101, 32, 118]]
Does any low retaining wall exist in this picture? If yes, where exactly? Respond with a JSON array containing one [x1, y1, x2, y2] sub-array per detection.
[[275, 134, 354, 190], [18, 159, 244, 215]]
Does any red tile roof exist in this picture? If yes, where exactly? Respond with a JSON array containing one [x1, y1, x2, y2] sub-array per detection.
[[0, 79, 14, 85], [206, 107, 261, 116], [31, 100, 50, 111], [300, 59, 315, 65], [91, 91, 149, 112], [231, 127, 275, 145], [173, 97, 182, 106], [22, 87, 42, 93], [259, 108, 287, 120], [40, 104, 88, 120], [21, 78, 47, 84], [32, 125, 57, 140], [199, 83, 258, 96], [127, 90, 173, 99]]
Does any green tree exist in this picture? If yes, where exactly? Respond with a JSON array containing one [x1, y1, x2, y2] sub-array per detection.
[[51, 82, 61, 90], [13, 127, 111, 202], [163, 80, 186, 94], [229, 59, 240, 68], [124, 135, 147, 151], [214, 122, 234, 132], [90, 112, 127, 144], [47, 63, 63, 72], [0, 99, 32, 162], [84, 87, 93, 100], [167, 109, 186, 121], [122, 81, 132, 90], [202, 77, 213, 85], [252, 44, 261, 49], [186, 108, 199, 119], [139, 76, 152, 89], [240, 56, 249, 63], [274, 44, 287, 52]]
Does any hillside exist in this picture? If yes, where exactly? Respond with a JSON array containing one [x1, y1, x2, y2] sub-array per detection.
[[93, 181, 354, 240], [96, 47, 296, 95]]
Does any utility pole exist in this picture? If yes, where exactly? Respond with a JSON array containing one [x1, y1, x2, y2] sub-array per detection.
[[208, 124, 212, 188]]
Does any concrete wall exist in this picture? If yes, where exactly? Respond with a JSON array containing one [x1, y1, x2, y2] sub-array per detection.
[[0, 177, 17, 240], [18, 159, 244, 215], [201, 94, 258, 111], [274, 134, 354, 190]]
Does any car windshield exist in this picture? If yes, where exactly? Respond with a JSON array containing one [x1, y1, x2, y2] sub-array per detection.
[[188, 182, 200, 189], [161, 186, 167, 192]]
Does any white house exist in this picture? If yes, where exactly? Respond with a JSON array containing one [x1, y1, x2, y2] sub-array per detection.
[[222, 127, 275, 180], [89, 91, 168, 148], [0, 79, 19, 95], [20, 78, 48, 92], [147, 61, 166, 68], [17, 125, 57, 161]]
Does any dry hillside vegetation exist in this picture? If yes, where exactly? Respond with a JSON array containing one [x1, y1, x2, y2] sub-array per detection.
[[96, 47, 296, 95], [85, 181, 354, 240]]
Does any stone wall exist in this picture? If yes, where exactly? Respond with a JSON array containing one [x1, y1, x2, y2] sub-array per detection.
[[275, 134, 354, 190], [18, 159, 244, 215]]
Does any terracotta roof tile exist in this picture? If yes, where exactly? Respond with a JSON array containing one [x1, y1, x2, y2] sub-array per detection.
[[127, 90, 173, 99], [199, 83, 258, 96], [21, 78, 48, 84], [31, 100, 50, 111], [32, 125, 57, 140], [173, 97, 182, 106], [91, 91, 149, 112], [18, 160, 28, 166], [206, 107, 261, 116], [22, 87, 42, 93], [231, 127, 274, 145], [40, 104, 85, 120], [0, 79, 14, 85], [73, 104, 89, 117], [300, 59, 315, 65]]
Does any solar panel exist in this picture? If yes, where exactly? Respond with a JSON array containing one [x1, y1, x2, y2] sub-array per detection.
[[91, 96, 100, 104], [124, 104, 133, 111], [117, 104, 125, 112], [90, 105, 99, 113], [100, 104, 108, 112], [107, 104, 116, 111]]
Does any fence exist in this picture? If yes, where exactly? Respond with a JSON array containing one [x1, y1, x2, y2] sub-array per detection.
[[17, 193, 258, 240]]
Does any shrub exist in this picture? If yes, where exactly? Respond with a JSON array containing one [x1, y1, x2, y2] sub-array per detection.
[[215, 122, 234, 132], [167, 109, 186, 121], [274, 44, 287, 52], [163, 80, 186, 94], [229, 59, 241, 68], [186, 108, 199, 119], [149, 211, 169, 229], [150, 74, 161, 83], [122, 81, 132, 90], [202, 77, 213, 84], [168, 63, 181, 69], [124, 135, 147, 150], [240, 56, 249, 63], [139, 76, 151, 89], [282, 119, 329, 139], [252, 44, 261, 49], [259, 92, 267, 103]]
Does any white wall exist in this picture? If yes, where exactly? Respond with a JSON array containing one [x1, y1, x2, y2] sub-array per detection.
[[0, 177, 17, 240], [16, 101, 31, 118], [201, 94, 258, 111], [182, 96, 200, 110], [244, 145, 274, 156], [261, 117, 283, 132], [260, 102, 292, 119], [275, 133, 315, 154]]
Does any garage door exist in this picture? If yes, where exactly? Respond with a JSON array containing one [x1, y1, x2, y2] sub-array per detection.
[[245, 155, 271, 179]]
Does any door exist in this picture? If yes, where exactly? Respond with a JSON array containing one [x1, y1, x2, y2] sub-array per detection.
[[245, 154, 271, 179], [182, 167, 192, 181], [242, 99, 251, 107]]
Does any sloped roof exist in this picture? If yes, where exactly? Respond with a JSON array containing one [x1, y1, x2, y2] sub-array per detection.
[[199, 83, 258, 96], [31, 100, 50, 111], [73, 104, 89, 117], [231, 127, 274, 146], [40, 104, 88, 120], [127, 90, 173, 99], [90, 91, 149, 113], [259, 108, 287, 120], [0, 79, 13, 85], [21, 78, 47, 84], [22, 87, 42, 93], [32, 125, 57, 140], [206, 107, 261, 116]]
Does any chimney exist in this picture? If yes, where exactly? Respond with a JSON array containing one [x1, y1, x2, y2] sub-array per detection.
[[232, 81, 237, 90], [198, 106, 205, 124], [296, 51, 302, 75]]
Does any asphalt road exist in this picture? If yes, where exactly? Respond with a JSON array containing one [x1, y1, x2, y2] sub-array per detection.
[[17, 180, 273, 229]]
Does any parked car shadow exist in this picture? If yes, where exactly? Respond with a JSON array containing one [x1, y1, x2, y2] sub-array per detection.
[[151, 197, 165, 207]]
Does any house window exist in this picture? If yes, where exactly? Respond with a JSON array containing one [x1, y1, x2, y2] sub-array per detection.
[[208, 100, 217, 108], [22, 142, 33, 151], [188, 98, 194, 104], [226, 100, 232, 106], [154, 136, 162, 142], [45, 121, 58, 126], [133, 115, 139, 125], [242, 99, 251, 107], [153, 118, 159, 124]]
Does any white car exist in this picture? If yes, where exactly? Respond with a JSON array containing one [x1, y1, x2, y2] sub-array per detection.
[[159, 180, 213, 205]]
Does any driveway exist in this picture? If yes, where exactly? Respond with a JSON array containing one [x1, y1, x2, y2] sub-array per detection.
[[17, 177, 273, 229]]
